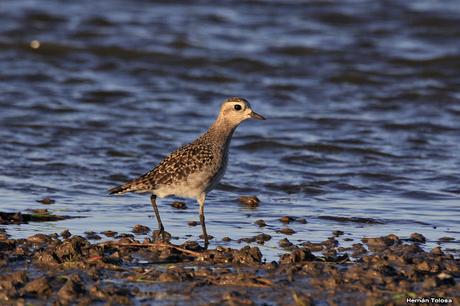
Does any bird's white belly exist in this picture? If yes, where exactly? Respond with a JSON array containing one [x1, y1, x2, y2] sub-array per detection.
[[154, 170, 217, 199]]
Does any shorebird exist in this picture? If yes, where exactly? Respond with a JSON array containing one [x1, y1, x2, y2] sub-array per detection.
[[109, 97, 265, 246]]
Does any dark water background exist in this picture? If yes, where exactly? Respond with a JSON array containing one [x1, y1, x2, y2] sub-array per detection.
[[1, 0, 459, 259]]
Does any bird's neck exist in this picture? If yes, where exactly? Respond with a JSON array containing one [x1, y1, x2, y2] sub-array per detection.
[[204, 117, 238, 147]]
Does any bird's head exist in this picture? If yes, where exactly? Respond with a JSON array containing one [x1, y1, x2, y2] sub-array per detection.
[[218, 97, 265, 126]]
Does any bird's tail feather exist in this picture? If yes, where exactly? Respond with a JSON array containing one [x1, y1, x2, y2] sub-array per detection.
[[108, 178, 153, 195], [108, 183, 132, 195]]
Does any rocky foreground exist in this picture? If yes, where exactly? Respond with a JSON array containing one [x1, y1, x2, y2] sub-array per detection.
[[0, 225, 459, 305]]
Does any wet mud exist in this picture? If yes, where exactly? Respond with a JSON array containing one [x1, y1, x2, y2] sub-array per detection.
[[0, 225, 458, 305], [0, 211, 80, 225]]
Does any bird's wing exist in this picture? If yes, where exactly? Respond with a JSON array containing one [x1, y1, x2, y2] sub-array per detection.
[[146, 142, 215, 186], [109, 142, 216, 194]]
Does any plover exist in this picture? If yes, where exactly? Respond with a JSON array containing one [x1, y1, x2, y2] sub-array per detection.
[[109, 97, 265, 246]]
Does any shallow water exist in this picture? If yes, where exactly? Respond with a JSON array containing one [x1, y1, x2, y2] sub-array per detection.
[[1, 0, 459, 260]]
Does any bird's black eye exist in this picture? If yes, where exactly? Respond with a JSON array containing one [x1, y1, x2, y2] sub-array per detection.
[[234, 104, 242, 111]]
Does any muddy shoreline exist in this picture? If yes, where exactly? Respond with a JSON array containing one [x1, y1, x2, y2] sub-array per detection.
[[0, 215, 459, 305]]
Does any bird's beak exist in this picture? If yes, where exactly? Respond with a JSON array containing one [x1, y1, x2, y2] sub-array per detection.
[[250, 111, 265, 120]]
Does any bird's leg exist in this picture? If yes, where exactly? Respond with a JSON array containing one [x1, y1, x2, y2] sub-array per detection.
[[150, 195, 165, 240], [197, 193, 209, 248]]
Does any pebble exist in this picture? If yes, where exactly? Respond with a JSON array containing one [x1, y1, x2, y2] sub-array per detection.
[[101, 230, 117, 237], [36, 197, 55, 205], [255, 219, 266, 227], [132, 224, 151, 235], [278, 228, 296, 235], [28, 209, 49, 215], [239, 196, 260, 207], [296, 218, 307, 224], [332, 230, 344, 237], [255, 233, 271, 243], [187, 221, 199, 226], [438, 236, 455, 242], [61, 229, 72, 239], [431, 247, 444, 256], [199, 234, 214, 240], [152, 230, 171, 241], [279, 238, 293, 248], [27, 234, 52, 244], [280, 216, 295, 223], [280, 248, 316, 264], [85, 231, 102, 240], [302, 242, 324, 252], [409, 232, 426, 243], [22, 277, 51, 296]]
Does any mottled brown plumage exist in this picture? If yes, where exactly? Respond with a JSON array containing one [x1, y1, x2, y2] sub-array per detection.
[[109, 97, 265, 246], [110, 134, 220, 194]]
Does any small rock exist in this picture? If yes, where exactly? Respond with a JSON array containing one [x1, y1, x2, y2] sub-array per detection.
[[222, 236, 232, 242], [49, 232, 57, 238], [279, 238, 293, 248], [28, 209, 49, 215], [181, 241, 204, 252], [27, 234, 52, 244], [438, 236, 455, 242], [187, 221, 199, 226], [57, 275, 85, 303], [280, 248, 315, 264], [301, 242, 323, 252], [255, 219, 266, 227], [61, 229, 71, 239], [170, 201, 187, 209], [296, 218, 307, 224], [278, 228, 296, 235], [132, 224, 151, 235], [385, 234, 401, 244], [199, 234, 214, 240], [239, 196, 260, 207], [351, 243, 367, 257], [55, 236, 89, 261], [85, 231, 101, 240], [362, 235, 399, 250], [22, 277, 51, 296], [416, 261, 430, 272], [232, 246, 262, 264], [321, 237, 337, 248], [34, 251, 61, 267], [332, 230, 344, 237], [280, 216, 295, 223], [152, 230, 171, 241], [431, 246, 444, 256], [255, 233, 271, 243], [0, 272, 28, 295], [0, 230, 9, 240], [238, 237, 256, 243], [36, 197, 55, 205], [409, 232, 426, 243], [101, 230, 117, 237]]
